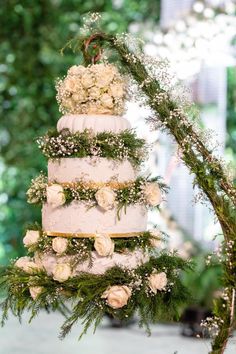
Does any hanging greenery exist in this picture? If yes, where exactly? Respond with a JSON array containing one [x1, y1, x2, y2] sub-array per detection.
[[0, 253, 190, 339]]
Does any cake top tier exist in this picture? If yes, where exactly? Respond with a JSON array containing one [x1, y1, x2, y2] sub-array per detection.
[[56, 63, 126, 116]]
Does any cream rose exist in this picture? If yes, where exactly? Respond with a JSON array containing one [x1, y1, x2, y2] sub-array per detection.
[[15, 257, 42, 274], [53, 263, 72, 282], [150, 229, 162, 248], [81, 73, 94, 88], [64, 77, 79, 92], [94, 66, 114, 87], [68, 65, 86, 76], [102, 285, 132, 309], [143, 182, 162, 206], [109, 83, 124, 98], [23, 230, 40, 247], [87, 103, 111, 115], [148, 272, 167, 294], [52, 237, 68, 255], [89, 86, 101, 99], [46, 184, 66, 208], [100, 93, 113, 108], [94, 233, 114, 257], [29, 286, 44, 300], [95, 187, 116, 211], [72, 89, 87, 103]]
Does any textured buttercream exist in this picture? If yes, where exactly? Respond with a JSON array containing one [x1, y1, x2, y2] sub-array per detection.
[[57, 114, 131, 134], [48, 157, 137, 183], [42, 202, 147, 234]]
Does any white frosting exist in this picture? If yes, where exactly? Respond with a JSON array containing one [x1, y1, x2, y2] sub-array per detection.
[[42, 202, 147, 234], [35, 250, 149, 276], [57, 114, 131, 134], [48, 157, 137, 183]]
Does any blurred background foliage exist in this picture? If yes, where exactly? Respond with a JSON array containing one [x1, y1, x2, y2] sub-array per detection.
[[0, 0, 161, 264]]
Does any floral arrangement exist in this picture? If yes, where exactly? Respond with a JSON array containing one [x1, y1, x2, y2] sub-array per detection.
[[37, 128, 147, 167], [22, 227, 164, 262], [27, 174, 166, 211], [0, 253, 190, 339], [56, 63, 126, 115]]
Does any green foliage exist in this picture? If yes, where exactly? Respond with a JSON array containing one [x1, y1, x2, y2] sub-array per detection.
[[0, 253, 190, 339], [27, 173, 166, 212], [37, 128, 147, 166], [25, 229, 163, 262], [182, 255, 222, 308]]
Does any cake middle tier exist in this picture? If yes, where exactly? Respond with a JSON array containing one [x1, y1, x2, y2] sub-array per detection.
[[42, 202, 147, 234], [48, 157, 137, 183]]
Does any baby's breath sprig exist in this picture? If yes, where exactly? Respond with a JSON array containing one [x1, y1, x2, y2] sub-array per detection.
[[37, 128, 147, 167], [27, 174, 167, 212]]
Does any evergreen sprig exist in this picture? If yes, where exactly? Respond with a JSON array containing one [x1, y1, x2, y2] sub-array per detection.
[[27, 174, 167, 210], [25, 229, 164, 260], [37, 128, 147, 167], [0, 254, 191, 339]]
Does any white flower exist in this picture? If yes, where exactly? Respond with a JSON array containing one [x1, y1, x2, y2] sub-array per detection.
[[68, 65, 86, 76], [52, 237, 68, 255], [87, 103, 111, 115], [100, 93, 113, 108], [46, 184, 66, 208], [64, 99, 76, 111], [95, 187, 116, 211], [94, 233, 114, 257], [94, 65, 115, 87], [102, 285, 132, 309], [89, 86, 101, 99], [23, 230, 40, 247], [15, 257, 42, 274], [72, 90, 87, 102], [143, 182, 162, 206], [148, 272, 167, 294], [64, 77, 79, 92], [53, 263, 72, 282], [81, 73, 94, 88], [109, 83, 124, 98], [29, 286, 44, 300], [149, 229, 162, 248]]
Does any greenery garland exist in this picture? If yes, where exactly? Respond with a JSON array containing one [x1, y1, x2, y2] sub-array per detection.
[[26, 173, 167, 211], [37, 128, 147, 167], [24, 228, 164, 261], [0, 254, 190, 339]]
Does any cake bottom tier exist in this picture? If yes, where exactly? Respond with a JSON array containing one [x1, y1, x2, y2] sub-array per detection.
[[35, 250, 149, 276], [42, 203, 148, 234]]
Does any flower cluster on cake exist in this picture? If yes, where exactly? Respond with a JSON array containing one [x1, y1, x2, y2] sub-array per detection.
[[0, 58, 189, 338]]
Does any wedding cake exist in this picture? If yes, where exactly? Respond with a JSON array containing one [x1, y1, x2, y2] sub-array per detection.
[[1, 61, 188, 337], [22, 62, 163, 280]]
